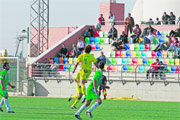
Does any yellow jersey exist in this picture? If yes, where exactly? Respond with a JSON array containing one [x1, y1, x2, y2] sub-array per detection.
[[77, 53, 97, 70]]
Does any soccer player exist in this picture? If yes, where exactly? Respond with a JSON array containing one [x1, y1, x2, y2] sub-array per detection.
[[71, 45, 98, 107], [74, 61, 110, 120], [0, 62, 15, 113]]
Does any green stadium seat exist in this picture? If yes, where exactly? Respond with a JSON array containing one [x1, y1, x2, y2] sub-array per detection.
[[148, 59, 153, 65], [110, 51, 116, 57], [153, 37, 159, 44], [127, 58, 132, 64], [85, 37, 90, 44], [128, 65, 134, 72], [167, 51, 173, 58], [134, 44, 140, 50], [150, 44, 155, 50], [169, 59, 174, 65], [103, 31, 108, 38], [136, 51, 141, 57], [111, 58, 117, 65], [99, 37, 104, 44]]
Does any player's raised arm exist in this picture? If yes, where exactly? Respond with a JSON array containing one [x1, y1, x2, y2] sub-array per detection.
[[8, 83, 15, 89]]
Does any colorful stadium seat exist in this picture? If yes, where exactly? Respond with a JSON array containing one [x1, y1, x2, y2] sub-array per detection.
[[167, 66, 171, 72], [110, 51, 116, 57], [85, 37, 90, 44], [116, 58, 122, 65], [167, 51, 173, 58], [123, 66, 128, 71], [131, 51, 136, 57], [68, 58, 73, 64], [112, 65, 118, 72], [171, 66, 176, 72], [134, 44, 140, 50], [169, 59, 174, 65], [151, 51, 157, 58], [127, 58, 132, 64], [143, 58, 148, 64], [54, 57, 59, 64], [157, 51, 162, 58], [129, 44, 134, 50], [144, 66, 149, 71], [69, 65, 74, 71], [162, 51, 167, 58], [122, 58, 127, 64], [95, 44, 101, 50], [137, 58, 142, 65], [163, 59, 169, 65], [125, 44, 130, 50], [99, 31, 103, 37], [90, 37, 95, 44], [91, 44, 96, 50], [159, 37, 164, 43], [153, 37, 159, 44], [140, 44, 145, 50], [164, 37, 169, 42], [105, 51, 111, 57], [150, 44, 155, 50], [99, 37, 104, 44], [64, 65, 69, 71], [175, 59, 180, 65], [146, 51, 152, 58], [73, 58, 77, 64], [157, 31, 162, 37], [128, 65, 134, 72], [106, 58, 111, 65], [115, 51, 121, 57], [176, 66, 180, 72], [108, 65, 113, 71], [141, 51, 146, 58], [59, 65, 64, 71], [136, 51, 141, 57], [104, 38, 109, 44], [138, 66, 144, 72], [145, 44, 150, 50], [95, 37, 99, 44], [121, 51, 126, 57], [111, 58, 117, 65], [132, 58, 137, 65], [63, 57, 68, 64], [126, 51, 131, 57], [148, 59, 153, 65], [103, 31, 108, 38]]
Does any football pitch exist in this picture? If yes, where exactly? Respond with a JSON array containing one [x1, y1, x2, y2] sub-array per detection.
[[0, 97, 180, 120]]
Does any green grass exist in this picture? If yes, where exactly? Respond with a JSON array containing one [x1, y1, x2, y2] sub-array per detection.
[[0, 97, 180, 120]]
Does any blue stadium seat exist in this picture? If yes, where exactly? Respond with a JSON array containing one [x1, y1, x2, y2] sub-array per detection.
[[157, 51, 162, 58], [95, 44, 101, 50], [171, 66, 177, 72], [125, 44, 130, 50], [63, 57, 68, 64], [126, 51, 131, 57], [64, 65, 69, 71], [122, 58, 127, 64], [143, 58, 148, 65], [157, 31, 162, 37], [159, 37, 164, 43], [90, 37, 95, 44], [123, 66, 128, 71], [54, 57, 59, 64]]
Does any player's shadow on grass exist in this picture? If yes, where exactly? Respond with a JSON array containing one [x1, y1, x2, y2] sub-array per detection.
[[35, 82, 49, 96]]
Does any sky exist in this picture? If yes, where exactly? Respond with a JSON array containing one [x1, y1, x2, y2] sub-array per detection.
[[0, 0, 135, 57]]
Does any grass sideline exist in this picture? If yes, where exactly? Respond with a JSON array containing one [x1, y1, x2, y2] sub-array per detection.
[[0, 96, 180, 120]]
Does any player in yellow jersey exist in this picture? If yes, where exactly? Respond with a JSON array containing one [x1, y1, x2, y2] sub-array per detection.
[[69, 45, 98, 109]]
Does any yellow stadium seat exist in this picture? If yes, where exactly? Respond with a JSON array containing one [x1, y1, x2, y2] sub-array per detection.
[[175, 59, 180, 65]]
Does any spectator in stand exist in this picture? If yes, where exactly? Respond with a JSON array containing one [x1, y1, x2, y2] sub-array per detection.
[[168, 24, 180, 37], [97, 52, 106, 65], [178, 17, 180, 24], [169, 12, 176, 25], [146, 59, 160, 80], [155, 17, 161, 25], [108, 25, 118, 44], [88, 27, 94, 37], [77, 38, 85, 55], [108, 12, 115, 26], [131, 24, 141, 43], [111, 39, 125, 51], [148, 18, 154, 25], [154, 38, 172, 51], [168, 37, 180, 52], [162, 12, 169, 25], [98, 14, 105, 25], [142, 25, 156, 37], [82, 30, 91, 39], [125, 13, 135, 36], [57, 44, 68, 58], [158, 61, 167, 80], [140, 32, 156, 44], [71, 44, 78, 58], [49, 58, 58, 77], [118, 31, 128, 44]]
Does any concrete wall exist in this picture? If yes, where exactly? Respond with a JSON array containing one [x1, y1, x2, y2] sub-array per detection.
[[33, 80, 180, 102]]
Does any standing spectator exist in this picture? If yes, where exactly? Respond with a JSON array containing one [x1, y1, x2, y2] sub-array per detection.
[[57, 44, 68, 58], [108, 25, 118, 44], [98, 14, 105, 25], [131, 24, 141, 43], [125, 13, 135, 36], [97, 52, 106, 65], [108, 12, 115, 26], [77, 38, 85, 55], [168, 24, 180, 37], [118, 31, 128, 44], [155, 17, 161, 25], [169, 12, 176, 25], [162, 12, 169, 25], [146, 59, 160, 80], [71, 44, 78, 58], [88, 27, 94, 37]]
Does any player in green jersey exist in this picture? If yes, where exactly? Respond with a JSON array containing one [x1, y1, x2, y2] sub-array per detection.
[[74, 61, 110, 120], [0, 62, 15, 113]]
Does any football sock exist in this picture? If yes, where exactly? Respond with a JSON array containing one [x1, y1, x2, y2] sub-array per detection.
[[88, 102, 99, 112], [81, 84, 86, 96], [71, 95, 78, 99], [72, 99, 80, 107], [4, 99, 12, 111], [75, 104, 86, 115], [0, 98, 4, 108]]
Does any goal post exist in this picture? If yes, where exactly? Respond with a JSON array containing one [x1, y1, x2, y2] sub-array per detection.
[[0, 57, 20, 95]]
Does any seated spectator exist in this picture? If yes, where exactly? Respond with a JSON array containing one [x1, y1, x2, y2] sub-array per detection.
[[98, 14, 105, 25], [168, 24, 180, 37], [131, 24, 141, 43], [158, 61, 167, 80], [154, 38, 172, 51], [108, 25, 118, 44], [169, 12, 176, 25], [162, 12, 169, 25], [111, 39, 125, 51], [142, 25, 156, 37], [174, 47, 180, 59], [118, 31, 128, 44], [77, 38, 85, 55], [140, 32, 156, 44], [71, 44, 78, 58], [168, 37, 180, 51], [147, 18, 154, 25], [146, 59, 160, 80], [155, 17, 161, 25], [49, 58, 58, 77], [108, 12, 115, 26], [88, 27, 94, 37], [97, 52, 106, 65], [177, 17, 180, 24], [57, 44, 68, 58], [82, 30, 91, 39]]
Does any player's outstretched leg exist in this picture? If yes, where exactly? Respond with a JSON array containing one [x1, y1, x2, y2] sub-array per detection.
[[86, 99, 101, 118], [0, 97, 4, 112], [4, 98, 15, 113]]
